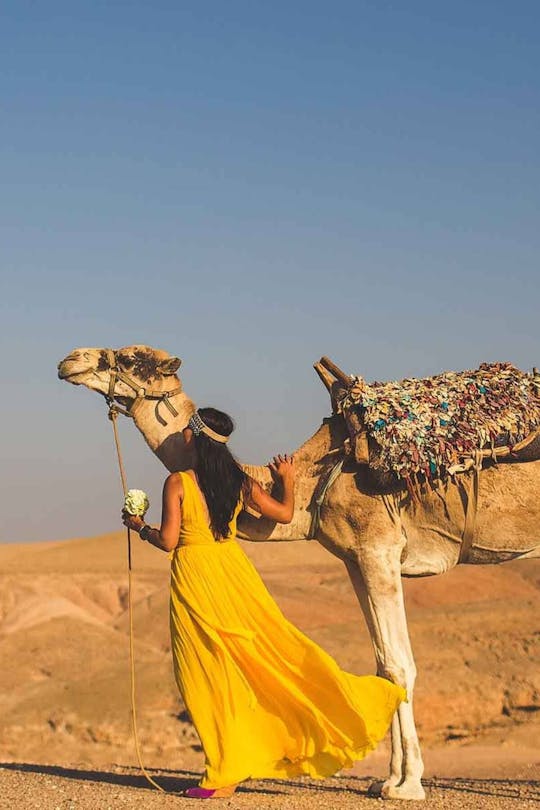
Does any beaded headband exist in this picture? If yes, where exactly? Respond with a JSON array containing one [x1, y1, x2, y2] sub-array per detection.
[[188, 411, 230, 444]]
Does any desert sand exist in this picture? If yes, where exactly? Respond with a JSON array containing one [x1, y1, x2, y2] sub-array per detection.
[[0, 533, 538, 808]]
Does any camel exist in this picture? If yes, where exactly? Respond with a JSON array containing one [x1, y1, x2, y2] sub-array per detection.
[[58, 344, 540, 801]]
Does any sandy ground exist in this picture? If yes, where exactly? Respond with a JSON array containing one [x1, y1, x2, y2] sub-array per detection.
[[1, 534, 539, 808], [1, 758, 539, 809]]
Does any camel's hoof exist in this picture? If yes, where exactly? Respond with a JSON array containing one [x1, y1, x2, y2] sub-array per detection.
[[380, 779, 426, 801]]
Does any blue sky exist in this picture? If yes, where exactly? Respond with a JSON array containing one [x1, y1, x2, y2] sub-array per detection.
[[2, 2, 539, 542]]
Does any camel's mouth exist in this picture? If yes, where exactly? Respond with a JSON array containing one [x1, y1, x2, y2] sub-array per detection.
[[57, 355, 91, 383]]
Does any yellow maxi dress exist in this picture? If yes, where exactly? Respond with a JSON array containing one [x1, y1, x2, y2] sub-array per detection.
[[169, 472, 406, 789]]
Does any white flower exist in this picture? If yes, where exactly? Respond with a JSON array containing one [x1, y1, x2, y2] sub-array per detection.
[[124, 489, 150, 517]]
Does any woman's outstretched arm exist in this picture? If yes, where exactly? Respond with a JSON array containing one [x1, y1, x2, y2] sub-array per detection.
[[245, 454, 295, 524], [122, 473, 183, 552]]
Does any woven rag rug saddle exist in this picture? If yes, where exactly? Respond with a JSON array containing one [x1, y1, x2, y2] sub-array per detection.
[[315, 359, 540, 497]]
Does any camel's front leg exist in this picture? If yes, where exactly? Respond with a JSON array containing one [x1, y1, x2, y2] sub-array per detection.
[[345, 551, 425, 801]]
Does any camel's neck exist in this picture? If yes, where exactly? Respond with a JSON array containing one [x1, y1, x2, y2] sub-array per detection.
[[129, 386, 346, 542], [131, 388, 196, 471], [238, 416, 347, 542]]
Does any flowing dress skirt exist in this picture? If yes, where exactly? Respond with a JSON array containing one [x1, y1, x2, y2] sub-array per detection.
[[170, 538, 406, 789]]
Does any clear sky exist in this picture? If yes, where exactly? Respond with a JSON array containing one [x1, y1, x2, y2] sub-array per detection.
[[2, 2, 539, 543]]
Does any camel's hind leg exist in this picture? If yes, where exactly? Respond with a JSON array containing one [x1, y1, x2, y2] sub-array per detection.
[[345, 553, 425, 801]]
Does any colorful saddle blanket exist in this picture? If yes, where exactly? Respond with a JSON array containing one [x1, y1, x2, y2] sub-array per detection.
[[339, 362, 540, 483]]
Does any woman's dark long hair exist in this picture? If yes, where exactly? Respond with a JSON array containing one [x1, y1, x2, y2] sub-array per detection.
[[192, 407, 248, 540]]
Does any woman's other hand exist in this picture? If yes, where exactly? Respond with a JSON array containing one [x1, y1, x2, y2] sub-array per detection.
[[248, 454, 295, 524], [268, 454, 295, 482], [121, 508, 144, 533]]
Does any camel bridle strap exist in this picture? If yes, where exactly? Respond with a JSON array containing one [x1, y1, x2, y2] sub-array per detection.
[[104, 348, 183, 420]]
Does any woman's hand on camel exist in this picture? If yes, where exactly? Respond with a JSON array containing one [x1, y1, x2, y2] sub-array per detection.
[[268, 454, 295, 482], [121, 508, 144, 533]]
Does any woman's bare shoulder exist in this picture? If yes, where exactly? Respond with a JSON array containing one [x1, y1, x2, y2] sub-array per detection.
[[164, 472, 184, 497]]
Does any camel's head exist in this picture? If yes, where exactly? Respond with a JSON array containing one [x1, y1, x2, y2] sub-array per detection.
[[57, 344, 182, 403], [59, 345, 195, 469]]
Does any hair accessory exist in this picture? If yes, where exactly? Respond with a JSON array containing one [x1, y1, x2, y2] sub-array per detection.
[[188, 411, 230, 443]]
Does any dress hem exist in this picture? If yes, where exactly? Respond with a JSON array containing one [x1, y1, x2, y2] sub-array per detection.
[[200, 723, 400, 789]]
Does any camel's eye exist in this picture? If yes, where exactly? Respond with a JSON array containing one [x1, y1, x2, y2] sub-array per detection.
[[96, 352, 110, 372], [118, 355, 134, 369]]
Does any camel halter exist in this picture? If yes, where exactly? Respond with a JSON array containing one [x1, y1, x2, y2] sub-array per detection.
[[104, 348, 183, 423]]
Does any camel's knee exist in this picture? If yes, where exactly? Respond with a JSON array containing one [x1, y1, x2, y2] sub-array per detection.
[[377, 663, 407, 687], [378, 660, 416, 691]]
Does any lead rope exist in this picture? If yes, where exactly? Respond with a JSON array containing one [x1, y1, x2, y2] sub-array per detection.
[[108, 406, 166, 793]]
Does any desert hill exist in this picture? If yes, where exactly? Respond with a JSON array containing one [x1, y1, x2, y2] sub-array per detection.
[[0, 533, 538, 776]]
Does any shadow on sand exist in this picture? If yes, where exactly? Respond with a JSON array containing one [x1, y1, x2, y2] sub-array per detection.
[[2, 762, 539, 801], [423, 775, 540, 802], [0, 763, 305, 797]]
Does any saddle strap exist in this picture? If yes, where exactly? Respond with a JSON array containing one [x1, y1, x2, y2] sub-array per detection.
[[309, 457, 345, 539], [458, 454, 482, 564]]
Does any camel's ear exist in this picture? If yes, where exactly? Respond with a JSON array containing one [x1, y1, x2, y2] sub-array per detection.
[[160, 356, 182, 375]]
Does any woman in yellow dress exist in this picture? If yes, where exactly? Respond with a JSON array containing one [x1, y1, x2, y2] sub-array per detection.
[[122, 407, 406, 799]]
